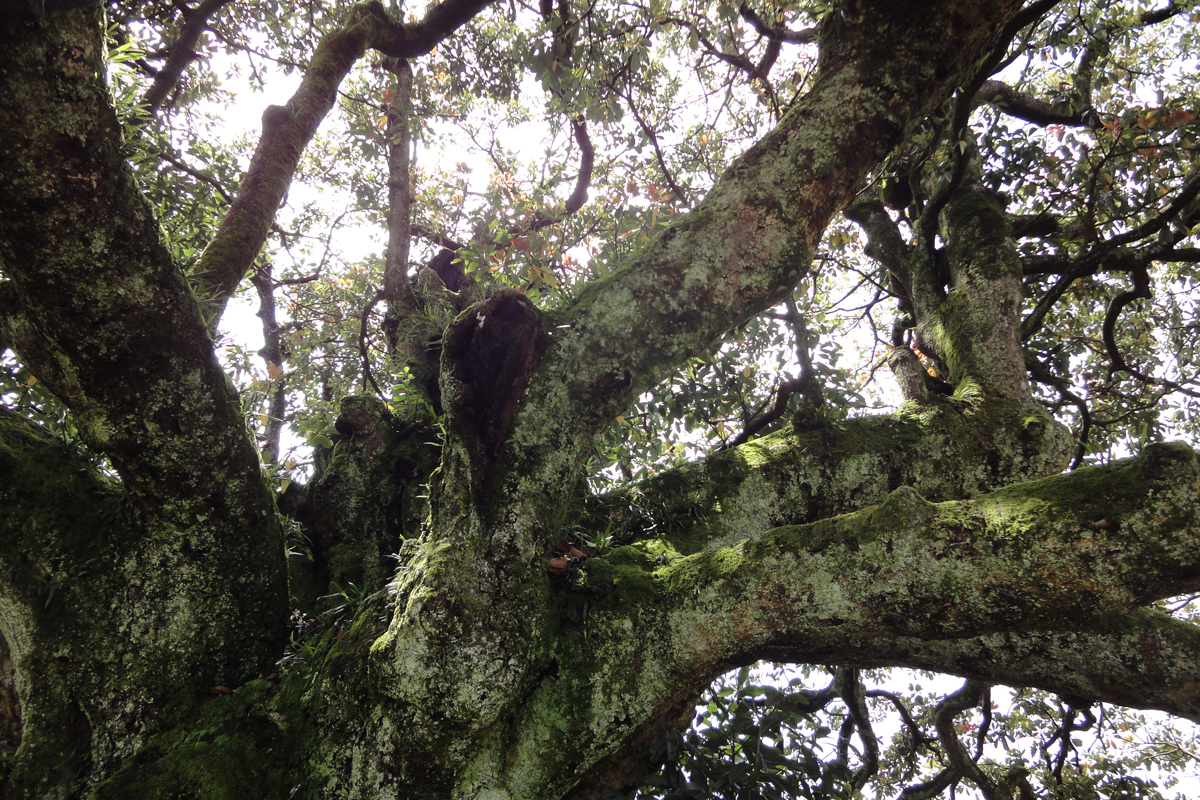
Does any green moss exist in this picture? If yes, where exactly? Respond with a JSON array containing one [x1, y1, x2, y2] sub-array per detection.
[[88, 681, 301, 800]]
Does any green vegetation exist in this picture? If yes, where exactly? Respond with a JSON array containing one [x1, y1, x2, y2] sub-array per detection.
[[1, 0, 1199, 798]]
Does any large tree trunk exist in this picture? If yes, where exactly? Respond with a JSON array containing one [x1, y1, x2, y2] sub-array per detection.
[[2, 3, 1200, 799]]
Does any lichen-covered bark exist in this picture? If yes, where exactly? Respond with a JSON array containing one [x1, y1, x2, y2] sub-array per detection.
[[587, 393, 1070, 552], [436, 443, 1200, 800], [0, 10, 285, 794], [3, 1, 1200, 799], [295, 395, 439, 600], [363, 2, 1029, 778]]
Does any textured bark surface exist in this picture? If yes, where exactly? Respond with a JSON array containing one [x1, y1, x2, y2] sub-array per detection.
[[1, 2, 1198, 799]]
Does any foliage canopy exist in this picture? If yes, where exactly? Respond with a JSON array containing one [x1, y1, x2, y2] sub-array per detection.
[[1, 0, 1200, 797]]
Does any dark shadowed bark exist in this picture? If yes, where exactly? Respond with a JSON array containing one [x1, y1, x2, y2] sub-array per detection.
[[2, 1, 1199, 799]]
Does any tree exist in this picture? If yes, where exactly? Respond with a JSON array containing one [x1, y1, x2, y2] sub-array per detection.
[[1, 0, 1199, 796]]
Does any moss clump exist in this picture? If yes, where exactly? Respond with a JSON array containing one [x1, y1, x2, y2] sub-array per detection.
[[87, 680, 302, 800]]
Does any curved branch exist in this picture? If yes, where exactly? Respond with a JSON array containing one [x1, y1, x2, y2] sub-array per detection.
[[844, 194, 914, 307], [1074, 1, 1188, 110], [411, 224, 466, 252], [522, 117, 595, 233], [1010, 211, 1060, 240], [588, 393, 1070, 556], [866, 689, 934, 748], [562, 119, 595, 217], [973, 79, 1089, 127], [366, 0, 500, 59], [251, 263, 288, 464], [1022, 171, 1200, 341], [736, 2, 817, 45], [139, 0, 236, 120], [2, 15, 294, 710], [1025, 352, 1091, 469], [193, 0, 496, 330], [726, 302, 823, 446], [837, 668, 880, 791], [933, 681, 1004, 799], [359, 288, 387, 397], [587, 396, 1070, 552], [1102, 263, 1151, 376]]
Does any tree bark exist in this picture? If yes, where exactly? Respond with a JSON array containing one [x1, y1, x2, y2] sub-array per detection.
[[3, 2, 1200, 799]]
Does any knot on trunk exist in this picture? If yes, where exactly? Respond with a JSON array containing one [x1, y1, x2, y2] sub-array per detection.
[[441, 289, 544, 476]]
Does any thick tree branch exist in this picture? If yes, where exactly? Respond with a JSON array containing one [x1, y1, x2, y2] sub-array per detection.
[[973, 79, 1088, 127], [0, 407, 118, 581], [138, 0, 236, 119], [852, 608, 1200, 723], [488, 443, 1200, 799], [193, 0, 496, 329], [587, 395, 1070, 554], [633, 441, 1200, 645], [0, 8, 287, 732], [504, 0, 1028, 534], [367, 0, 499, 58]]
